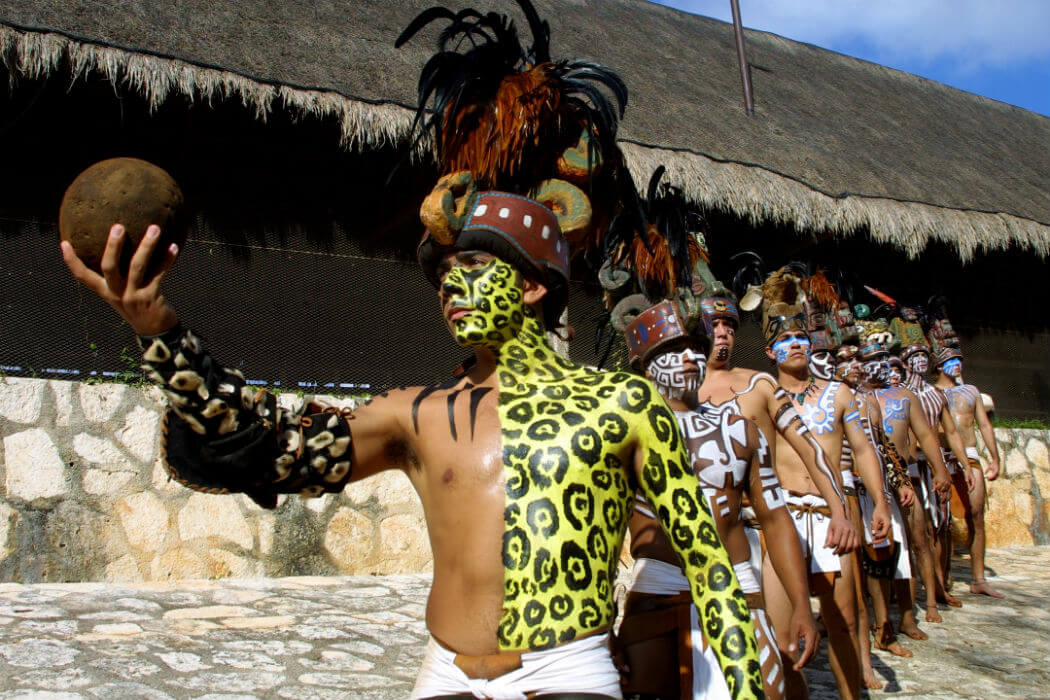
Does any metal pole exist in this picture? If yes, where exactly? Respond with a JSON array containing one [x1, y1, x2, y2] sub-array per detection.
[[730, 0, 755, 117]]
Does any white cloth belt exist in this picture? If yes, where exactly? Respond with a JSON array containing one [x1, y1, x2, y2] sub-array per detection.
[[410, 633, 622, 699], [966, 446, 980, 460]]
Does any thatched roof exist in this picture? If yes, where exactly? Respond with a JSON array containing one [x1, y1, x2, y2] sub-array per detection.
[[2, 0, 1048, 260]]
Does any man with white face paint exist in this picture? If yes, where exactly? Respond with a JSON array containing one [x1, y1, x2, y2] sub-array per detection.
[[901, 342, 971, 610], [933, 348, 1003, 598], [618, 299, 817, 700], [876, 342, 962, 627]]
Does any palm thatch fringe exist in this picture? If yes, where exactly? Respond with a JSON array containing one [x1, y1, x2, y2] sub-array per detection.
[[0, 24, 420, 153], [620, 142, 1050, 261], [2, 24, 1045, 260]]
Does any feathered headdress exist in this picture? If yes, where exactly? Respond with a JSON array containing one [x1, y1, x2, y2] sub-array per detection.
[[757, 266, 808, 346], [398, 0, 628, 252], [604, 167, 728, 350]]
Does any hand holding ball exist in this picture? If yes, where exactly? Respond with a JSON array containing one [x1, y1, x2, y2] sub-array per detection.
[[59, 157, 186, 275]]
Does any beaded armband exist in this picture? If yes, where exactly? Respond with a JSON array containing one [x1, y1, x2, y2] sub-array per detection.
[[879, 436, 910, 492], [138, 326, 354, 509]]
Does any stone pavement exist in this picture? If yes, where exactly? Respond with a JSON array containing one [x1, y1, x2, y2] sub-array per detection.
[[0, 547, 1047, 699]]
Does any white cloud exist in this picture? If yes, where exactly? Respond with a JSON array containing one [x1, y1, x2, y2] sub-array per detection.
[[659, 0, 1050, 71]]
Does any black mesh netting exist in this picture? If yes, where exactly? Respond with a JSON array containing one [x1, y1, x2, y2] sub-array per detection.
[[1, 70, 1047, 419]]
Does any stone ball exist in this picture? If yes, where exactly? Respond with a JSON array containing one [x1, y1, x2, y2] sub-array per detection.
[[59, 158, 187, 274]]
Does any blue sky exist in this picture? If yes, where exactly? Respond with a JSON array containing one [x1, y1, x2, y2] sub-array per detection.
[[653, 1, 1050, 117]]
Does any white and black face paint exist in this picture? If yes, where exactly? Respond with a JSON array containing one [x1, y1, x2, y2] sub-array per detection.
[[863, 359, 890, 386], [809, 350, 835, 380], [907, 353, 929, 376], [646, 346, 707, 401], [888, 365, 903, 386]]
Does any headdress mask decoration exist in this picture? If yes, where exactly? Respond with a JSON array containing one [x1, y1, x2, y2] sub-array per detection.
[[623, 299, 693, 368], [699, 296, 739, 337], [757, 267, 808, 347], [418, 191, 570, 326]]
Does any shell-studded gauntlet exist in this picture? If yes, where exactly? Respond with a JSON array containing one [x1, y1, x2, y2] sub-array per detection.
[[879, 435, 910, 492], [138, 326, 354, 509]]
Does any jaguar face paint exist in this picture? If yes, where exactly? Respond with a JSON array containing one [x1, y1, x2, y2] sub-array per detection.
[[440, 255, 527, 350], [646, 346, 707, 401], [809, 349, 835, 381]]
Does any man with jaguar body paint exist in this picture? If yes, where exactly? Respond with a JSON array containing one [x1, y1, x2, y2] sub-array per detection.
[[61, 193, 764, 699], [755, 269, 891, 700], [900, 342, 971, 612], [617, 300, 817, 700], [933, 348, 1003, 599]]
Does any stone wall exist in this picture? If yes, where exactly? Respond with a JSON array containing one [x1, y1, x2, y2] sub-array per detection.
[[1, 377, 1047, 583], [975, 428, 1050, 547], [0, 378, 430, 583]]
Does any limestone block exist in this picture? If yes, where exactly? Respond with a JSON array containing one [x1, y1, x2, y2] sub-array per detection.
[[1026, 438, 1049, 472], [985, 478, 1034, 548], [178, 493, 253, 551], [151, 459, 184, 493], [78, 383, 126, 423], [0, 377, 44, 423], [206, 548, 262, 579], [305, 494, 331, 513], [150, 547, 207, 580], [0, 503, 18, 558], [72, 433, 133, 470], [256, 513, 275, 556], [116, 405, 159, 463], [1004, 448, 1029, 478], [324, 507, 375, 573], [346, 470, 418, 509], [50, 380, 73, 427], [375, 512, 431, 574], [83, 469, 136, 496], [114, 491, 170, 552], [3, 428, 69, 501], [104, 554, 144, 582]]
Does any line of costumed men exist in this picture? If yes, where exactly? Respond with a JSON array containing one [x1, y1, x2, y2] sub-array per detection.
[[611, 245, 1000, 699], [61, 0, 1002, 698]]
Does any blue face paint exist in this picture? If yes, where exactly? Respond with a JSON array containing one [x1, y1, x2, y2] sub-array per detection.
[[942, 358, 962, 376], [772, 335, 811, 364]]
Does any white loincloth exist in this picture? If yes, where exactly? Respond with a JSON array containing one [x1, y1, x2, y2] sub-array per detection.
[[785, 493, 842, 574], [966, 446, 980, 461], [627, 558, 774, 700], [410, 633, 622, 699], [857, 481, 912, 580]]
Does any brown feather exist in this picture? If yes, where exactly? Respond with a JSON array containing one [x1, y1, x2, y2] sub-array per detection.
[[802, 270, 840, 309], [761, 267, 800, 306], [631, 224, 675, 297]]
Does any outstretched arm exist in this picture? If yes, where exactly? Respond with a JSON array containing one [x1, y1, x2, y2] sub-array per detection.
[[748, 423, 818, 669], [63, 222, 403, 507], [633, 386, 764, 699], [974, 394, 1001, 480]]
